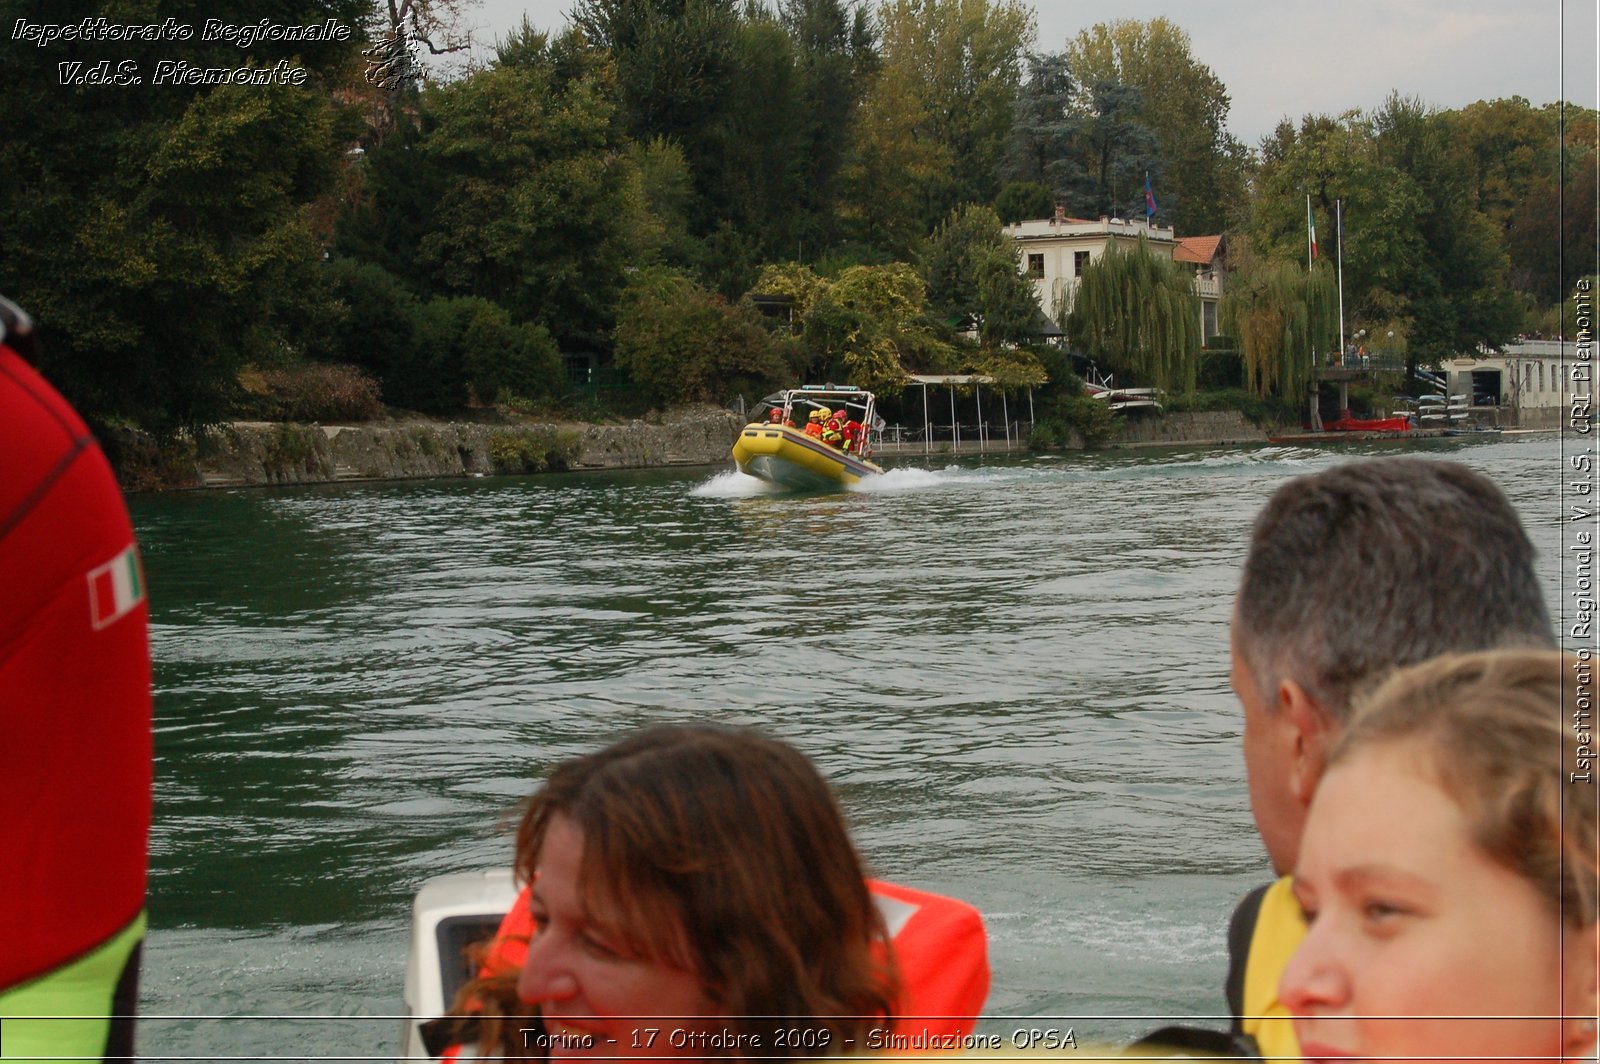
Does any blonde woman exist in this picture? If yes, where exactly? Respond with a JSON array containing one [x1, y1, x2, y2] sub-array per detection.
[[1280, 650, 1598, 1062]]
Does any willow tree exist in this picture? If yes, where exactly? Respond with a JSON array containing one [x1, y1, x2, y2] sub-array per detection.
[[1065, 236, 1201, 392], [1219, 260, 1338, 398]]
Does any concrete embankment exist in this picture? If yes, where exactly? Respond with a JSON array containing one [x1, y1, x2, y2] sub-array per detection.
[[113, 405, 746, 491], [1112, 410, 1267, 447]]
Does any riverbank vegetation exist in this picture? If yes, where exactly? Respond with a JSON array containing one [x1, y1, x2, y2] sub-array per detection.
[[0, 2, 1592, 447]]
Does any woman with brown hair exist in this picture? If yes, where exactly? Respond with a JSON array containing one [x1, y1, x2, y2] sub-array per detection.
[[1280, 650, 1600, 1063], [443, 724, 902, 1059]]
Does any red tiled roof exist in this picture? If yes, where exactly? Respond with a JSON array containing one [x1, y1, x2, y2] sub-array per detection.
[[1174, 235, 1224, 264]]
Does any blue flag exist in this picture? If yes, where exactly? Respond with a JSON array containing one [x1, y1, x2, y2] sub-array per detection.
[[1144, 172, 1158, 218]]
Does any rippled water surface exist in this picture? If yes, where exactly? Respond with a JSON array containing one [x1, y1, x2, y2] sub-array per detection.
[[130, 434, 1574, 1056]]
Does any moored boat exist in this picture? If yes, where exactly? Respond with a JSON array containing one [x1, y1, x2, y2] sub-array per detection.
[[1084, 382, 1162, 411], [732, 385, 884, 490], [1323, 411, 1413, 433]]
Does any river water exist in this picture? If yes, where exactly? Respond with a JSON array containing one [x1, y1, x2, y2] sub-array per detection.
[[129, 434, 1575, 1059]]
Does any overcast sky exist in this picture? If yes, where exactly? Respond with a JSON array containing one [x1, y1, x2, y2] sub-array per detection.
[[453, 0, 1598, 147]]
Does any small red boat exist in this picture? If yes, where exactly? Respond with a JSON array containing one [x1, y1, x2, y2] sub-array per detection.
[[1323, 412, 1412, 433]]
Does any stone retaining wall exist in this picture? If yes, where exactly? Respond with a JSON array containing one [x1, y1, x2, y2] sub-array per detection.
[[116, 406, 745, 491], [1112, 410, 1268, 447]]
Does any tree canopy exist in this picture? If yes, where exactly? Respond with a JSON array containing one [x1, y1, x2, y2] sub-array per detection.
[[1, 3, 1588, 434], [1065, 18, 1247, 233]]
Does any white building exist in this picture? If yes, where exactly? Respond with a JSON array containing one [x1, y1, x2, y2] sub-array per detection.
[[1002, 207, 1225, 341], [1442, 339, 1593, 428]]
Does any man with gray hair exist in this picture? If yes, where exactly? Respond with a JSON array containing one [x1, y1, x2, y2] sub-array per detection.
[[1224, 456, 1555, 1057]]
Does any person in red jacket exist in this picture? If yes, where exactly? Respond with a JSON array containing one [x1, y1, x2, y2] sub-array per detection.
[[0, 295, 153, 1058], [839, 410, 863, 454]]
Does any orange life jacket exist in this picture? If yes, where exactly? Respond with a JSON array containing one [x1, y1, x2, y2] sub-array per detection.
[[440, 878, 988, 1058]]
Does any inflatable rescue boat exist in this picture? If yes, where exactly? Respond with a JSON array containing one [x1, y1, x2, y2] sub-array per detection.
[[732, 385, 884, 490]]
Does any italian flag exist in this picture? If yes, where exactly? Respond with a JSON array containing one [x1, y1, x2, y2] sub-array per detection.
[[1307, 197, 1319, 261], [88, 544, 144, 631]]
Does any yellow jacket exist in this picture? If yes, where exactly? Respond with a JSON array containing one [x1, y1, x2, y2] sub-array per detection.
[[1225, 876, 1304, 1062]]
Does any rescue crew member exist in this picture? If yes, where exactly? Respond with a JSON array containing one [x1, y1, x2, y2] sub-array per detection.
[[0, 295, 153, 1060], [822, 408, 844, 448], [804, 407, 827, 439], [768, 406, 784, 425], [840, 410, 862, 454], [1222, 459, 1555, 1057]]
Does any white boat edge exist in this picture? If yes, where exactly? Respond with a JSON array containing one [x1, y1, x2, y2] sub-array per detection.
[[400, 870, 519, 1062]]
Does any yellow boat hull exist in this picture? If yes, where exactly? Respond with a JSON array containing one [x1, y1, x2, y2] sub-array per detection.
[[732, 423, 883, 490]]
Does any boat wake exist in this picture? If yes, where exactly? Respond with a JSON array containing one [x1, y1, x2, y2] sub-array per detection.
[[690, 470, 782, 497], [848, 466, 961, 493]]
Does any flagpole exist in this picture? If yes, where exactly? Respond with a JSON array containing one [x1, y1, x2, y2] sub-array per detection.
[[1307, 194, 1313, 271], [1336, 199, 1346, 361]]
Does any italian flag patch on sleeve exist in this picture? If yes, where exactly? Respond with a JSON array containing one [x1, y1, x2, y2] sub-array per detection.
[[87, 544, 145, 631]]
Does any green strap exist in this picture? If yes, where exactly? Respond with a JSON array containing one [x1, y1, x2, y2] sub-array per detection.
[[0, 911, 146, 1062]]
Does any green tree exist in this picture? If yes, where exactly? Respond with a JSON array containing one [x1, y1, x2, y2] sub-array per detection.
[[919, 205, 1039, 346], [1498, 102, 1599, 304], [807, 264, 949, 392], [458, 302, 564, 403], [1065, 18, 1247, 233], [573, 0, 743, 172], [994, 181, 1054, 224], [311, 266, 563, 415], [1449, 97, 1558, 238], [1002, 52, 1078, 200], [701, 17, 807, 259], [628, 136, 698, 268], [780, 0, 879, 253], [1072, 79, 1160, 221], [1250, 113, 1427, 325], [340, 29, 652, 354], [873, 0, 1035, 228], [1066, 236, 1200, 392], [1511, 164, 1598, 305], [613, 268, 792, 405], [1370, 94, 1522, 366], [1219, 254, 1338, 399], [839, 61, 953, 256], [0, 0, 366, 430], [306, 258, 423, 405], [763, 263, 958, 391], [752, 263, 832, 319], [1253, 98, 1526, 373]]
